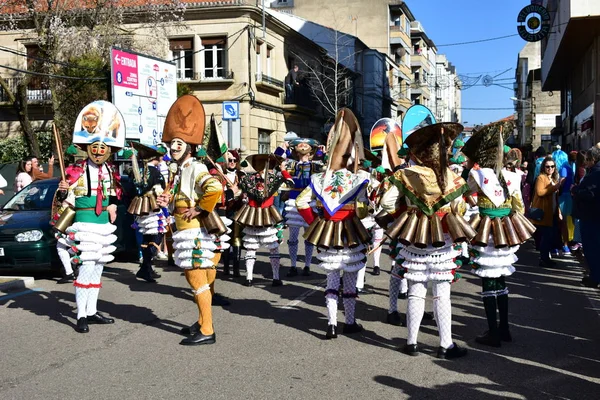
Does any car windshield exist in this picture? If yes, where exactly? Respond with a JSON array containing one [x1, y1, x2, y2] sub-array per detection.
[[3, 180, 58, 211]]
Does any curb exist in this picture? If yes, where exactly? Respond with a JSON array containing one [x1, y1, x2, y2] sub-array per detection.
[[0, 277, 35, 292]]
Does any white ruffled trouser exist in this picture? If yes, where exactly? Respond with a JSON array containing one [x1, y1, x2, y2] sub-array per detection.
[[401, 235, 458, 349], [67, 222, 117, 320], [285, 199, 314, 269], [172, 226, 230, 269], [242, 225, 281, 281], [472, 238, 518, 278], [136, 210, 168, 235]]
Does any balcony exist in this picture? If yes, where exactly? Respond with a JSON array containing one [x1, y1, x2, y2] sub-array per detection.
[[256, 73, 285, 95], [178, 70, 235, 87], [0, 76, 51, 103]]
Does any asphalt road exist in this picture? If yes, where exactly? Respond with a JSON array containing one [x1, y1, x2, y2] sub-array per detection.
[[1, 238, 599, 400]]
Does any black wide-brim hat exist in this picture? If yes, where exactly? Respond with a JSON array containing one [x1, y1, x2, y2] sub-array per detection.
[[241, 153, 285, 172], [130, 141, 167, 160]]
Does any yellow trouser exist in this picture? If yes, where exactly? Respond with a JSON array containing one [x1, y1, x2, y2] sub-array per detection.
[[184, 254, 220, 335]]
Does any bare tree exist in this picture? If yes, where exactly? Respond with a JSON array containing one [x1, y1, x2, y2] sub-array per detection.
[[290, 18, 358, 122], [0, 0, 187, 156]]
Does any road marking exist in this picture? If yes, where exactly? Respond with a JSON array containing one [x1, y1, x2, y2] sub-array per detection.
[[0, 288, 42, 302], [280, 280, 326, 310]]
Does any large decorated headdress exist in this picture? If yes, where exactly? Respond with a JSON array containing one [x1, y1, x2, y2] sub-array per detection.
[[288, 138, 320, 156], [381, 130, 403, 171], [461, 119, 513, 175], [202, 114, 228, 161], [162, 95, 206, 145], [325, 108, 364, 171], [405, 122, 464, 191], [73, 100, 126, 149], [129, 141, 167, 160], [400, 105, 437, 158]]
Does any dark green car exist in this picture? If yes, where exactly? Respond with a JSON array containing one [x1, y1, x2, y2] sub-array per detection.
[[0, 178, 134, 274]]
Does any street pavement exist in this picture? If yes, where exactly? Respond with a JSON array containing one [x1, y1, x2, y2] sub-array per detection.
[[1, 237, 600, 400]]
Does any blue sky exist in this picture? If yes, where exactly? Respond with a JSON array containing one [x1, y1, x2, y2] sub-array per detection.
[[406, 0, 530, 126]]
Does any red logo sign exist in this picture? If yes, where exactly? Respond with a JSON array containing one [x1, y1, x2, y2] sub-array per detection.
[[112, 49, 138, 89]]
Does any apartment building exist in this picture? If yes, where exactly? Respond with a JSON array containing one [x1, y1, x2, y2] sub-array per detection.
[[435, 54, 461, 123], [410, 21, 436, 112], [541, 0, 600, 150]]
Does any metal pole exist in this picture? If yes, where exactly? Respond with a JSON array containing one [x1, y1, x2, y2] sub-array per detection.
[[228, 119, 233, 148]]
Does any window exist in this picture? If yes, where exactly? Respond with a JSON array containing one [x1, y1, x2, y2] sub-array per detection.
[[258, 130, 271, 153], [25, 44, 43, 72], [414, 71, 420, 82], [266, 47, 272, 77], [405, 17, 411, 35], [202, 37, 226, 79], [170, 38, 194, 80], [256, 41, 262, 79]]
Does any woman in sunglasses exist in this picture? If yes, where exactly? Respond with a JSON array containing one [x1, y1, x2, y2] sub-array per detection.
[[531, 156, 564, 267]]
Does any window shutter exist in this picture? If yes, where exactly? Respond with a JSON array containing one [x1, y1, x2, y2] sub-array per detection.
[[202, 37, 226, 46], [169, 38, 193, 50]]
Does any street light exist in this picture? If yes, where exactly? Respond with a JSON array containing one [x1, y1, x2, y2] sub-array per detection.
[[510, 97, 531, 105]]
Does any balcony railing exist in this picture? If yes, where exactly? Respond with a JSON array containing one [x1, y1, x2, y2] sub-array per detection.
[[256, 73, 284, 89], [0, 76, 51, 102], [176, 70, 234, 82]]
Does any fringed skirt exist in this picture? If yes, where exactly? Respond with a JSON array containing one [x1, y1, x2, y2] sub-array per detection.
[[172, 227, 231, 269], [397, 234, 461, 283], [470, 237, 518, 278], [316, 244, 367, 273]]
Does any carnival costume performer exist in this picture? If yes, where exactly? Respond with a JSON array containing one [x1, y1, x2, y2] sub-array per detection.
[[284, 138, 322, 277], [233, 150, 293, 286], [460, 120, 533, 347], [378, 122, 469, 359], [296, 108, 371, 339], [220, 150, 244, 277], [126, 141, 167, 283], [156, 95, 227, 346], [374, 131, 411, 326], [55, 100, 124, 334]]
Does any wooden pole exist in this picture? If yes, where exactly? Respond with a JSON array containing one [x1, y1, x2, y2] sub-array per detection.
[[52, 123, 66, 181]]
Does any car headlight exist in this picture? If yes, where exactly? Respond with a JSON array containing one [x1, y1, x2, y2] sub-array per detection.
[[15, 230, 44, 242]]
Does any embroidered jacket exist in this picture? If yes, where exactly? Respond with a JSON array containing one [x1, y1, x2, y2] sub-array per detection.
[[239, 169, 293, 208]]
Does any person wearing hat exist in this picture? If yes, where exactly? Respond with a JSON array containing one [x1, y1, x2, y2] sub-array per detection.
[[126, 141, 168, 283], [56, 100, 125, 334], [461, 120, 531, 348], [378, 122, 469, 359], [219, 149, 244, 277], [155, 95, 226, 346], [284, 137, 322, 278], [296, 108, 371, 339], [234, 149, 293, 286]]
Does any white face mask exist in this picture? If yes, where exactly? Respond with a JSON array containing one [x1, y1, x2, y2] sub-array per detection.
[[168, 138, 188, 162]]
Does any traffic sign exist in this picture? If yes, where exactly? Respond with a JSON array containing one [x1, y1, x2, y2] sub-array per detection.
[[222, 101, 240, 120]]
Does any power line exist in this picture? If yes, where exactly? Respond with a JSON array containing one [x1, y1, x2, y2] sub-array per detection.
[[0, 64, 107, 80], [0, 45, 105, 72], [436, 33, 519, 47]]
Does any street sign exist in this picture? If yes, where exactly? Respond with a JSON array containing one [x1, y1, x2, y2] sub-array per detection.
[[222, 101, 240, 120], [110, 47, 177, 145]]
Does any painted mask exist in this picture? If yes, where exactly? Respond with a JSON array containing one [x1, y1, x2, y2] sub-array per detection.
[[87, 141, 111, 165]]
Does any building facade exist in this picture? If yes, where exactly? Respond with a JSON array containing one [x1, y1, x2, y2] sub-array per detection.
[[268, 0, 462, 124], [0, 2, 340, 152], [435, 54, 461, 123], [541, 0, 600, 151]]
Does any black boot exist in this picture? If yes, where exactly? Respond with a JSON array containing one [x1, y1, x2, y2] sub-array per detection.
[[497, 294, 512, 342], [475, 296, 501, 347], [287, 267, 299, 277], [222, 249, 231, 276], [232, 247, 241, 277], [326, 324, 338, 339], [76, 317, 89, 333]]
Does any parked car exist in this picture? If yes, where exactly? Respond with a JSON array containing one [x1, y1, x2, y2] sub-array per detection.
[[0, 178, 135, 275]]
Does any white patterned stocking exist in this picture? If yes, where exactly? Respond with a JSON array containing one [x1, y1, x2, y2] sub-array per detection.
[[406, 281, 427, 345], [356, 265, 366, 290], [389, 263, 402, 313], [432, 281, 453, 349], [342, 270, 359, 325], [245, 250, 256, 281], [270, 248, 281, 280], [325, 271, 341, 325], [288, 226, 300, 268]]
